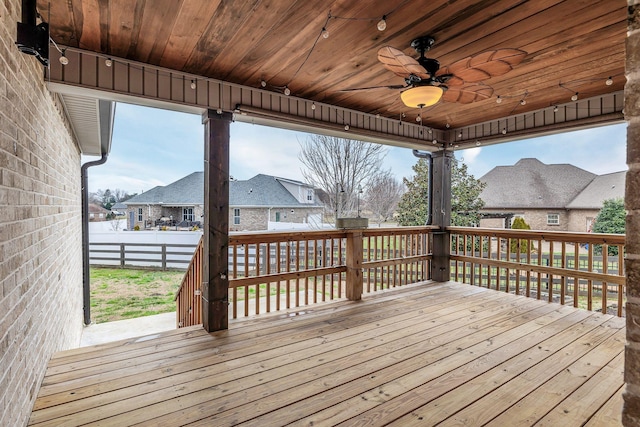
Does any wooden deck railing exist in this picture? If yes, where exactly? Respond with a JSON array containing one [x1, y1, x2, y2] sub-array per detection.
[[176, 227, 435, 327], [448, 227, 626, 316], [175, 237, 203, 327]]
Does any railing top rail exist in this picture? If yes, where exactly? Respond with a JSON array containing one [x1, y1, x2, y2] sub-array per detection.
[[361, 226, 438, 237], [229, 229, 348, 244], [90, 242, 199, 247], [448, 226, 625, 245], [228, 226, 439, 244]]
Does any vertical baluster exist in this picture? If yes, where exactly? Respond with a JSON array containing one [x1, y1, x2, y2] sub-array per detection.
[[602, 243, 609, 315], [573, 241, 579, 308], [276, 242, 281, 311], [286, 241, 291, 308], [255, 242, 260, 315], [244, 243, 250, 317], [588, 243, 593, 311], [560, 242, 566, 306], [618, 248, 624, 317], [525, 238, 531, 297], [266, 242, 271, 313], [548, 241, 554, 303]]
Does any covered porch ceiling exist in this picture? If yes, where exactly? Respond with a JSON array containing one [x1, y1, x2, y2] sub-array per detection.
[[39, 0, 627, 152]]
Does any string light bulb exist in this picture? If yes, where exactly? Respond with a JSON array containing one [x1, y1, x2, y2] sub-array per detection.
[[553, 105, 559, 113], [432, 139, 438, 144], [190, 80, 196, 90], [606, 77, 613, 86], [496, 96, 502, 104], [105, 58, 113, 67], [476, 140, 481, 146], [284, 87, 291, 96], [377, 16, 387, 31], [59, 50, 69, 65], [344, 124, 350, 130], [520, 99, 526, 105], [416, 116, 421, 122], [260, 80, 267, 87], [571, 92, 578, 101], [321, 27, 329, 39], [311, 102, 316, 110], [501, 128, 507, 135]]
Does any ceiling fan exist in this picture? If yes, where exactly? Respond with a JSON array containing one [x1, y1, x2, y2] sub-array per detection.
[[343, 36, 526, 108]]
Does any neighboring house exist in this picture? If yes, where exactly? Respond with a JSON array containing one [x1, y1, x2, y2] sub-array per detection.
[[88, 203, 110, 222], [479, 158, 625, 231], [110, 202, 128, 216], [124, 172, 323, 231]]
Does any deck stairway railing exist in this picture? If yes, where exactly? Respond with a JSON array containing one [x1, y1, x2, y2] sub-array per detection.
[[175, 227, 434, 327], [449, 227, 626, 316]]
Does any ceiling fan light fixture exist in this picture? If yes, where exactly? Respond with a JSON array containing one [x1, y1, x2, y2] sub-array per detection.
[[400, 85, 443, 108]]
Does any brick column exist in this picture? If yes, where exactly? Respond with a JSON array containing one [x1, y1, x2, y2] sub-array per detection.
[[624, 2, 640, 425]]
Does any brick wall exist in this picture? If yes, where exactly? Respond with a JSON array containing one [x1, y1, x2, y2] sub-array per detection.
[[0, 1, 84, 425], [625, 2, 640, 424]]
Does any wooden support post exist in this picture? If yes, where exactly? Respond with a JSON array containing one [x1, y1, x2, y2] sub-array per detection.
[[431, 150, 453, 282], [202, 110, 232, 332], [346, 230, 364, 300]]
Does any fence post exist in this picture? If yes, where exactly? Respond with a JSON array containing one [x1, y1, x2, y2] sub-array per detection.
[[162, 244, 167, 270], [120, 244, 125, 268], [346, 229, 364, 301]]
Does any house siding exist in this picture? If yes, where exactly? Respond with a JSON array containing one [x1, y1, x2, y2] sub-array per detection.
[[0, 2, 84, 425], [480, 209, 571, 231]]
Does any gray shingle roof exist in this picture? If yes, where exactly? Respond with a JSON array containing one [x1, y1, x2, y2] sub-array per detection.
[[479, 158, 597, 209], [125, 172, 321, 207], [566, 171, 626, 209], [125, 172, 204, 205]]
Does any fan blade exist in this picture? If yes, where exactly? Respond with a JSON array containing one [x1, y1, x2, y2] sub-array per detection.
[[340, 84, 406, 92], [442, 85, 494, 104], [444, 48, 527, 83], [377, 46, 429, 79]]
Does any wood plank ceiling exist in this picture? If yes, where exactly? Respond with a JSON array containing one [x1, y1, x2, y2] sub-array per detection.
[[39, 0, 627, 130]]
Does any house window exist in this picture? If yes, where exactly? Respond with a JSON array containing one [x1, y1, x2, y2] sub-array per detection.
[[547, 213, 560, 225], [137, 208, 143, 222], [306, 189, 314, 202], [183, 207, 194, 222], [275, 212, 281, 222], [234, 208, 240, 225]]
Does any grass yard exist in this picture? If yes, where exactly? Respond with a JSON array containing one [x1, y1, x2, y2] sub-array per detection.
[[90, 267, 184, 323]]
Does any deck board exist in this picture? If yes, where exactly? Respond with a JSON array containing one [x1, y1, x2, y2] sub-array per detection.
[[28, 281, 625, 426]]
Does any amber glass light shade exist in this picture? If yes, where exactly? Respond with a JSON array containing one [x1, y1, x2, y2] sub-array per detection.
[[400, 86, 444, 108]]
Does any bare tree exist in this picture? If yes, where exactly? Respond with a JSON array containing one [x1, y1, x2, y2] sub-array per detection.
[[299, 135, 386, 219], [365, 171, 404, 226]]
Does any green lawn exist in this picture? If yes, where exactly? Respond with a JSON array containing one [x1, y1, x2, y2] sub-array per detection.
[[90, 267, 184, 323]]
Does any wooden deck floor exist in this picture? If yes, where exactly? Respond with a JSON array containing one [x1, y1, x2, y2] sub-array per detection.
[[29, 281, 625, 426]]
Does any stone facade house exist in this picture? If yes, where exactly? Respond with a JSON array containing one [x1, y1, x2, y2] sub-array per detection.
[[124, 172, 323, 231], [479, 158, 625, 231]]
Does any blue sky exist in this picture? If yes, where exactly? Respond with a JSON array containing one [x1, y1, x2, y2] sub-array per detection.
[[86, 103, 627, 194]]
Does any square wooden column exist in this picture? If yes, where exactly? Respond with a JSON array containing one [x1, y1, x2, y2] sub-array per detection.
[[202, 110, 232, 332], [430, 150, 453, 282]]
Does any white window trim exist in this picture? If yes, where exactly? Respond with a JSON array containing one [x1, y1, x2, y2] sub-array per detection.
[[234, 208, 240, 225], [547, 213, 560, 225]]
